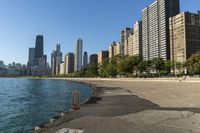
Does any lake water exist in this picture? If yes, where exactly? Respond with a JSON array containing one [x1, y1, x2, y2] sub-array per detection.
[[0, 78, 92, 133]]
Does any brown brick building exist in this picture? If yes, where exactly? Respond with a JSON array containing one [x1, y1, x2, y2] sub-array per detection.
[[170, 11, 200, 63]]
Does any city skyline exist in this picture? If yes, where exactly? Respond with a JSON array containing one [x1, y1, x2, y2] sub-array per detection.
[[0, 0, 199, 64]]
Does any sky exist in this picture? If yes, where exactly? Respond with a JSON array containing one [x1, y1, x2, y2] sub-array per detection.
[[0, 0, 199, 65]]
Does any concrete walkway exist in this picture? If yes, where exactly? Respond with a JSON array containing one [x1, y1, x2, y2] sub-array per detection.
[[34, 79, 200, 133]]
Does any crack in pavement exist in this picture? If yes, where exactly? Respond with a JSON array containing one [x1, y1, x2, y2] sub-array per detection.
[[153, 112, 196, 125]]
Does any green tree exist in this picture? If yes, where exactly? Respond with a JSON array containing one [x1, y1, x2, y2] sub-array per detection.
[[164, 60, 173, 75], [128, 56, 142, 76], [99, 58, 109, 77], [117, 55, 142, 77], [117, 57, 129, 76], [78, 68, 87, 77], [186, 52, 200, 75], [106, 58, 118, 78], [150, 57, 165, 77], [138, 60, 149, 73], [86, 64, 99, 77]]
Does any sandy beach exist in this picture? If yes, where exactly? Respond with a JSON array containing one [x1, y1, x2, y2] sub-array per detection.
[[33, 78, 200, 133]]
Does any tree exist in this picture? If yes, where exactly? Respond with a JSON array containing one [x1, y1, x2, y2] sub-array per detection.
[[99, 58, 109, 77], [150, 58, 165, 77], [165, 60, 173, 75], [117, 57, 129, 76], [138, 60, 149, 73], [117, 55, 142, 77], [86, 64, 99, 77], [78, 68, 87, 77], [128, 56, 142, 76], [106, 58, 118, 78], [186, 52, 200, 75]]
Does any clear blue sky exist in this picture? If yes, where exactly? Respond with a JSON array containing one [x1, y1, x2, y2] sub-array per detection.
[[0, 0, 199, 65]]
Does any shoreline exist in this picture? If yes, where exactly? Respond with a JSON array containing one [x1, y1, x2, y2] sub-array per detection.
[[33, 78, 200, 133], [33, 79, 138, 133], [33, 77, 200, 83], [2, 76, 200, 83], [32, 79, 98, 133]]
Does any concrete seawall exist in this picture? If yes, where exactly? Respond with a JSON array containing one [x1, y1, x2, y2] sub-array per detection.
[[33, 78, 200, 133], [53, 77, 200, 82]]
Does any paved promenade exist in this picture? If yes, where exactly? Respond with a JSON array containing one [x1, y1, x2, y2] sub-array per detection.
[[34, 78, 200, 133]]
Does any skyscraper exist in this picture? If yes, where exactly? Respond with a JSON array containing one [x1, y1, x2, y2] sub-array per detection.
[[109, 42, 121, 58], [123, 21, 142, 57], [28, 48, 35, 66], [170, 11, 200, 63], [133, 21, 142, 57], [51, 44, 63, 76], [74, 39, 83, 72], [97, 51, 109, 65], [35, 35, 44, 59], [127, 33, 134, 56], [27, 35, 48, 76], [65, 53, 75, 74], [89, 54, 98, 66], [142, 0, 180, 60], [59, 63, 65, 75], [83, 51, 88, 68], [39, 55, 47, 68], [121, 28, 133, 55], [27, 48, 35, 75], [34, 35, 44, 66], [142, 7, 149, 60]]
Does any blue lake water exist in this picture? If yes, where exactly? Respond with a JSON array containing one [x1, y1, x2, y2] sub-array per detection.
[[0, 78, 92, 133]]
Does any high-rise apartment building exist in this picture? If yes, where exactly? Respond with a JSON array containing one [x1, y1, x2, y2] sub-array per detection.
[[97, 51, 109, 65], [51, 44, 62, 76], [89, 54, 98, 66], [127, 33, 134, 56], [65, 53, 74, 74], [133, 21, 143, 56], [109, 42, 121, 58], [142, 7, 149, 60], [126, 21, 142, 56], [170, 11, 200, 63], [121, 28, 133, 55], [74, 39, 83, 72], [142, 0, 180, 60], [83, 51, 88, 68]]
